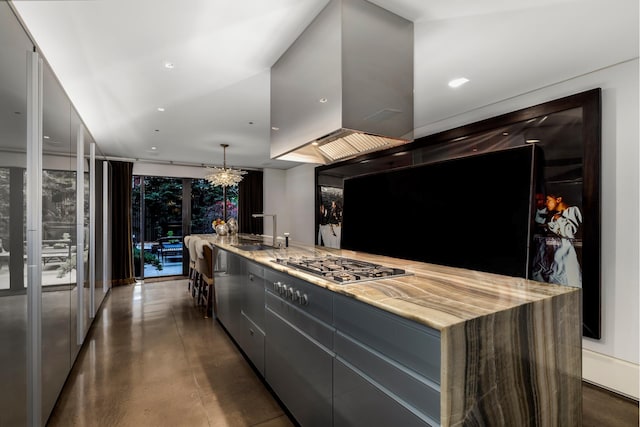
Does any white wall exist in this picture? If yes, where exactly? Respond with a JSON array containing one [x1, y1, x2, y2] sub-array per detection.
[[262, 169, 288, 242], [132, 162, 209, 178], [263, 165, 317, 246], [285, 164, 316, 245], [280, 59, 639, 398]]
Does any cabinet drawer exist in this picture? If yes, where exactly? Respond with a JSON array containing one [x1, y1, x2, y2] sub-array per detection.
[[335, 331, 440, 423], [214, 251, 244, 339], [240, 312, 265, 376], [264, 268, 333, 325], [246, 260, 264, 279], [334, 358, 435, 427], [265, 308, 333, 427], [244, 261, 265, 328], [265, 291, 334, 350], [334, 294, 441, 385]]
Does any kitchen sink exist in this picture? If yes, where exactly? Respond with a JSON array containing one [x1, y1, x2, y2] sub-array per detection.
[[231, 243, 274, 251]]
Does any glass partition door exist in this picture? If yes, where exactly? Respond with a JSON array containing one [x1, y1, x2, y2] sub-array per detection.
[[0, 3, 33, 424]]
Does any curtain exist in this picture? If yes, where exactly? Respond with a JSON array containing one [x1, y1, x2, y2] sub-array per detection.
[[238, 170, 263, 235], [110, 161, 135, 286]]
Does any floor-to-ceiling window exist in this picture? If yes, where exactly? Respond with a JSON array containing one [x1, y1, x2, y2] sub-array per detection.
[[132, 176, 238, 280], [132, 176, 183, 279]]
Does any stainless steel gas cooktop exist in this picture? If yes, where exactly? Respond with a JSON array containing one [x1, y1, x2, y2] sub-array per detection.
[[273, 256, 411, 284]]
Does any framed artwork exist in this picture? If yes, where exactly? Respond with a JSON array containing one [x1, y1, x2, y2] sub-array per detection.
[[317, 186, 343, 248]]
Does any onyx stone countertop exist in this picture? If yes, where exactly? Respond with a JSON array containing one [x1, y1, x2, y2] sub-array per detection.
[[196, 233, 579, 332], [196, 233, 583, 426]]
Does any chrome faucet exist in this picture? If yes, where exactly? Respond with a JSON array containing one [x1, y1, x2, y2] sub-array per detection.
[[252, 213, 277, 247]]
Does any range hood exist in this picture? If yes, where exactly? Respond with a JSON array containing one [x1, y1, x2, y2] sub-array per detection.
[[270, 0, 414, 165]]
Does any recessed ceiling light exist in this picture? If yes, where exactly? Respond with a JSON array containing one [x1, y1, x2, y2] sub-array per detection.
[[502, 132, 509, 136], [157, 107, 165, 112], [526, 139, 540, 143], [164, 62, 175, 69], [311, 142, 319, 146], [43, 135, 50, 139], [319, 98, 328, 103], [271, 126, 280, 131], [448, 77, 469, 88], [151, 146, 157, 150], [392, 151, 407, 156]]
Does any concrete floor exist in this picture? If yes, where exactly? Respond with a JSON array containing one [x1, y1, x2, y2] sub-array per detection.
[[46, 279, 294, 427]]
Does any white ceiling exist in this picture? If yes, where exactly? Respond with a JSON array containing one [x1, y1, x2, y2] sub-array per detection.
[[11, 0, 639, 170]]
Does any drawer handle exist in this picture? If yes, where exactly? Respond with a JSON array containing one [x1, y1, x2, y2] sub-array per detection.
[[273, 281, 282, 293], [300, 293, 309, 306]]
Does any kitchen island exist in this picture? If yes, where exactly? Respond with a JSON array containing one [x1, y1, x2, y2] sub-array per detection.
[[200, 233, 582, 426]]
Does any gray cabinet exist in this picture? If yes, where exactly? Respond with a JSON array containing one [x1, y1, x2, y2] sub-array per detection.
[[243, 261, 266, 328], [214, 249, 244, 339], [215, 250, 267, 374], [264, 269, 334, 427], [333, 358, 432, 427], [333, 294, 441, 426], [239, 261, 266, 375], [215, 250, 443, 427]]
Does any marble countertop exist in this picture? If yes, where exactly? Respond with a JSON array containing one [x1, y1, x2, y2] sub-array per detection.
[[196, 233, 579, 332]]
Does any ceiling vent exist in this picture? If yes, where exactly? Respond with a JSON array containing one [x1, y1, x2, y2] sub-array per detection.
[[270, 0, 414, 164]]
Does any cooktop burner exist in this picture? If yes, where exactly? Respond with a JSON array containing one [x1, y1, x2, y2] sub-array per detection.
[[274, 256, 411, 284]]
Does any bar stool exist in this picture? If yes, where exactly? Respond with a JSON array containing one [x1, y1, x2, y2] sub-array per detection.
[[201, 244, 215, 318], [194, 239, 209, 305], [188, 236, 201, 298], [184, 235, 195, 292]]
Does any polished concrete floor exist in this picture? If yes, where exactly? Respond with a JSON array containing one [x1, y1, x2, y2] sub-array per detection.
[[47, 278, 638, 427], [47, 278, 294, 427]]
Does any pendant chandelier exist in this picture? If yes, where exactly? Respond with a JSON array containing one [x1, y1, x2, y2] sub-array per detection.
[[205, 143, 247, 187]]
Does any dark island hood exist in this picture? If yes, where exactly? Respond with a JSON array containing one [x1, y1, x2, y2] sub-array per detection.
[[270, 0, 414, 165]]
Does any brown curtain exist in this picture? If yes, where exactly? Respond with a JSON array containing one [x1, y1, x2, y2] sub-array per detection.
[[238, 170, 263, 235], [110, 161, 135, 286]]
